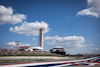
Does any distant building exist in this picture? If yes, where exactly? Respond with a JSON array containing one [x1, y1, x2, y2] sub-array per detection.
[[19, 46, 42, 51], [25, 47, 42, 51], [50, 46, 66, 55], [19, 46, 31, 51]]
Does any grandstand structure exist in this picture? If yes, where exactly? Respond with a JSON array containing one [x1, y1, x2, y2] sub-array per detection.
[[50, 46, 66, 55]]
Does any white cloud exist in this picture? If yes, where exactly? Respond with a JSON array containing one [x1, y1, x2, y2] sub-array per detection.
[[89, 44, 94, 46], [77, 0, 100, 18], [9, 21, 50, 36], [20, 44, 30, 46], [0, 5, 26, 25], [5, 41, 16, 46], [32, 38, 36, 41], [44, 36, 85, 48], [5, 41, 31, 47], [92, 48, 99, 51], [66, 49, 73, 53], [91, 48, 100, 54], [77, 7, 99, 18]]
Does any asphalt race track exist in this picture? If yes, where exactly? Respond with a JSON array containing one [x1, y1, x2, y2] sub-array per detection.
[[0, 57, 100, 67]]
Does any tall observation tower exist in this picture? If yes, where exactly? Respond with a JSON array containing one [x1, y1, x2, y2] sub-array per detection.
[[39, 27, 45, 49]]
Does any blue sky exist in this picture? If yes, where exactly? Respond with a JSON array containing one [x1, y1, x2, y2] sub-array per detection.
[[0, 0, 100, 54]]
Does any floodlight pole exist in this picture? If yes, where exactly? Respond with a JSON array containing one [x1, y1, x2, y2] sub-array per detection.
[[16, 41, 20, 51]]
